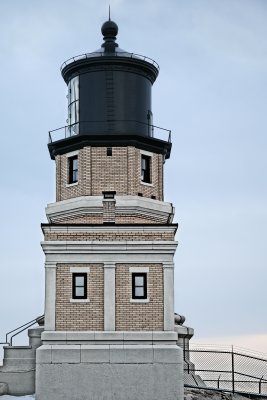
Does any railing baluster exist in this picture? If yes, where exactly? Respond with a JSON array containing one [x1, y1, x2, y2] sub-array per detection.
[[232, 346, 235, 393]]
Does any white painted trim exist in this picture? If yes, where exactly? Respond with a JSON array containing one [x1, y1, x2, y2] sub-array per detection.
[[140, 149, 153, 157], [129, 266, 149, 273], [41, 241, 177, 265], [102, 199, 116, 203], [130, 298, 150, 303], [70, 299, 90, 303], [104, 263, 115, 331], [66, 181, 78, 188], [163, 263, 174, 331], [162, 263, 175, 269], [41, 240, 177, 254], [66, 150, 79, 158], [103, 263, 116, 268], [44, 265, 56, 331], [45, 195, 174, 223], [42, 225, 176, 234], [140, 181, 154, 187], [70, 267, 90, 273]]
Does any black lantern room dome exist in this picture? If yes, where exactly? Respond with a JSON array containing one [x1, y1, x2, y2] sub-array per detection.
[[48, 19, 171, 160]]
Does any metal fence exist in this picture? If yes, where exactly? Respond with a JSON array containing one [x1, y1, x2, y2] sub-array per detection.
[[184, 344, 267, 396]]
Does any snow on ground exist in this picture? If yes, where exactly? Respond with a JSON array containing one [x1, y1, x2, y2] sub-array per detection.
[[1, 396, 34, 399]]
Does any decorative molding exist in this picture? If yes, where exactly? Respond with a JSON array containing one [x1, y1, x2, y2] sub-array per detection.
[[129, 266, 149, 273], [70, 266, 90, 273], [45, 195, 174, 223], [162, 263, 175, 269], [42, 225, 177, 234], [103, 263, 116, 268], [41, 241, 177, 265]]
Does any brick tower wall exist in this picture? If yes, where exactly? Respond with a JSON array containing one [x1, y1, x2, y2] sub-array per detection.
[[55, 263, 164, 331], [115, 264, 164, 331], [56, 146, 163, 202], [56, 264, 104, 331]]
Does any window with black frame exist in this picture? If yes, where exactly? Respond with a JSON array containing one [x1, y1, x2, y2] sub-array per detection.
[[68, 155, 78, 184], [132, 273, 147, 299], [72, 273, 87, 299], [141, 154, 151, 183]]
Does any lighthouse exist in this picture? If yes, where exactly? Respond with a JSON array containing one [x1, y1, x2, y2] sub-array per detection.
[[36, 18, 184, 400]]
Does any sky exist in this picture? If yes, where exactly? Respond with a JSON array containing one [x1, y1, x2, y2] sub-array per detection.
[[0, 0, 266, 356]]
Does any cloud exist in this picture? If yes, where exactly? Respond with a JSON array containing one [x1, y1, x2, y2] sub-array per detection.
[[192, 334, 267, 357]]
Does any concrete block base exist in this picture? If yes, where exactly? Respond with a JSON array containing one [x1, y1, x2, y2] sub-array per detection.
[[36, 344, 184, 400], [0, 382, 8, 395]]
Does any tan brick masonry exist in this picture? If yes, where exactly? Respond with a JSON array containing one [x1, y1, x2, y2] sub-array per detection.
[[115, 264, 164, 331], [56, 264, 104, 331], [55, 263, 164, 331], [44, 231, 174, 241], [56, 146, 163, 202]]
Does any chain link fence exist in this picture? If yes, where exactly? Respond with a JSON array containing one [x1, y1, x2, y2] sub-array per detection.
[[184, 344, 267, 396]]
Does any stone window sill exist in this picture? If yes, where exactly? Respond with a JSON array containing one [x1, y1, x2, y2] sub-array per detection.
[[140, 180, 154, 187], [130, 298, 150, 303], [66, 181, 78, 188], [70, 299, 90, 303]]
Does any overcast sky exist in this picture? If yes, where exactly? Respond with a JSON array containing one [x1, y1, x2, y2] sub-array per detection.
[[0, 0, 266, 355]]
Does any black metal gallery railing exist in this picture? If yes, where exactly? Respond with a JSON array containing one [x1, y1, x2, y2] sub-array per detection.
[[184, 344, 267, 397], [60, 51, 160, 71], [48, 120, 172, 144]]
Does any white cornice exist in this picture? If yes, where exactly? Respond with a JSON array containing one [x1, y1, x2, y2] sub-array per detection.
[[45, 195, 174, 223], [42, 225, 177, 234], [41, 240, 178, 264], [41, 240, 178, 253]]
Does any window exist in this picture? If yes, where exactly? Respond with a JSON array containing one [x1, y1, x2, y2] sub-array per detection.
[[68, 155, 78, 184], [103, 191, 116, 199], [147, 110, 153, 137], [107, 147, 112, 156], [68, 76, 79, 135], [132, 273, 147, 299], [141, 154, 151, 183], [72, 273, 87, 299]]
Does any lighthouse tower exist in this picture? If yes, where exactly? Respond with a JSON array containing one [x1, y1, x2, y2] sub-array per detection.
[[36, 19, 184, 400]]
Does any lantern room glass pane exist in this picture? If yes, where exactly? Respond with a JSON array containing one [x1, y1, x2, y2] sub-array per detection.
[[70, 101, 79, 125], [69, 76, 79, 103], [68, 76, 79, 134]]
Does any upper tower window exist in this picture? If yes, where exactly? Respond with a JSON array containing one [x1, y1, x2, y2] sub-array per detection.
[[141, 154, 151, 183], [68, 76, 79, 135], [68, 155, 78, 184]]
